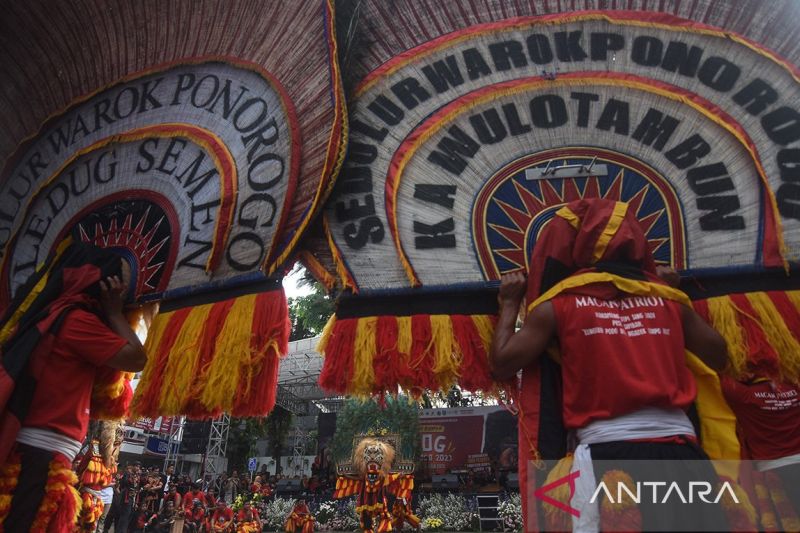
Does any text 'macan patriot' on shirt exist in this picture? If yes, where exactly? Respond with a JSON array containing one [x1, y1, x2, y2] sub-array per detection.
[[573, 295, 672, 339], [552, 292, 695, 429]]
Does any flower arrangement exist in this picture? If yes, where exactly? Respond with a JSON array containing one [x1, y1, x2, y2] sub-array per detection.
[[418, 494, 478, 532], [320, 499, 359, 531], [262, 497, 297, 531], [498, 493, 523, 532], [315, 501, 337, 526], [422, 517, 444, 530], [232, 494, 245, 511]]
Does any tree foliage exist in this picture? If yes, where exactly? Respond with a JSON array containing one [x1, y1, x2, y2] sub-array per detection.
[[226, 407, 293, 472], [227, 417, 268, 473], [264, 406, 293, 469], [287, 275, 335, 341]]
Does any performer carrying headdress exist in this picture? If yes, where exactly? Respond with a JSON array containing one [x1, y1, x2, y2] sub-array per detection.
[[489, 198, 733, 531], [0, 241, 147, 532]]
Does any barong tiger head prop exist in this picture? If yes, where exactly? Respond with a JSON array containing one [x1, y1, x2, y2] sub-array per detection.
[[354, 438, 395, 483], [337, 432, 414, 478]]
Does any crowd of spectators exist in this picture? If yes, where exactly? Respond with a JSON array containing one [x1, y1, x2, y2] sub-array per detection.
[[94, 462, 335, 532]]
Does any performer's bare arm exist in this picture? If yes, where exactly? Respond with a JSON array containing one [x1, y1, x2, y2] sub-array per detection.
[[100, 272, 147, 372], [489, 272, 556, 380], [680, 305, 728, 371]]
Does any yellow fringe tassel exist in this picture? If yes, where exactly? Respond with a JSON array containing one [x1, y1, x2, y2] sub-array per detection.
[[471, 315, 495, 353], [430, 315, 461, 388], [718, 478, 757, 529], [396, 316, 413, 356], [158, 305, 212, 413], [746, 292, 800, 384], [317, 314, 337, 354], [785, 290, 800, 315], [137, 309, 172, 395], [542, 455, 574, 529], [600, 470, 638, 509], [706, 296, 749, 378], [200, 294, 257, 412], [350, 317, 378, 395]]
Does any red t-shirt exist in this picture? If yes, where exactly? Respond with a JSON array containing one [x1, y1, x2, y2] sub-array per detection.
[[236, 508, 260, 521], [23, 309, 127, 441], [552, 292, 696, 429], [721, 377, 800, 460], [185, 507, 206, 522], [183, 491, 208, 509], [211, 507, 233, 524]]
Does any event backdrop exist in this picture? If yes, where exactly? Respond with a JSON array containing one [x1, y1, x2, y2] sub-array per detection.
[[0, 0, 346, 418]]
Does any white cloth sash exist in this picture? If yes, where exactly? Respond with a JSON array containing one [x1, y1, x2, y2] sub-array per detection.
[[17, 427, 82, 462], [570, 408, 695, 532], [756, 452, 800, 472]]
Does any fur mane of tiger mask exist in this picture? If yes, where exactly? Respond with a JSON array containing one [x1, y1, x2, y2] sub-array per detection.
[[353, 438, 395, 482]]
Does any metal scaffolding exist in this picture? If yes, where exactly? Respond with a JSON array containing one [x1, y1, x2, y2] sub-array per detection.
[[288, 427, 312, 477], [204, 414, 230, 477], [163, 416, 185, 473], [278, 336, 346, 414]]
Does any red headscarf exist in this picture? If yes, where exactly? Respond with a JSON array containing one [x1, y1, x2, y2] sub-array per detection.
[[526, 198, 659, 304]]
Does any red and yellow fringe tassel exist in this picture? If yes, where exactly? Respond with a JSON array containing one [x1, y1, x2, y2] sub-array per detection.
[[541, 455, 574, 532], [90, 369, 134, 420], [718, 476, 758, 532], [693, 290, 800, 383], [598, 470, 642, 532], [297, 250, 337, 292], [78, 455, 107, 490], [133, 289, 290, 419], [317, 313, 497, 396], [0, 453, 80, 532], [0, 453, 21, 526], [749, 469, 800, 532], [77, 491, 104, 532]]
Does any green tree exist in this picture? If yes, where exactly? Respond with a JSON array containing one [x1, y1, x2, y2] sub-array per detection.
[[226, 407, 293, 473], [287, 271, 335, 341], [227, 417, 268, 473], [264, 406, 293, 472]]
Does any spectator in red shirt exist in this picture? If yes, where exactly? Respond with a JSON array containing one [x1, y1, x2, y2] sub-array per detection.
[[236, 501, 261, 533], [0, 243, 147, 532], [250, 474, 263, 495], [206, 487, 219, 508], [161, 484, 182, 512], [183, 482, 208, 510], [211, 500, 234, 532], [184, 498, 207, 533]]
